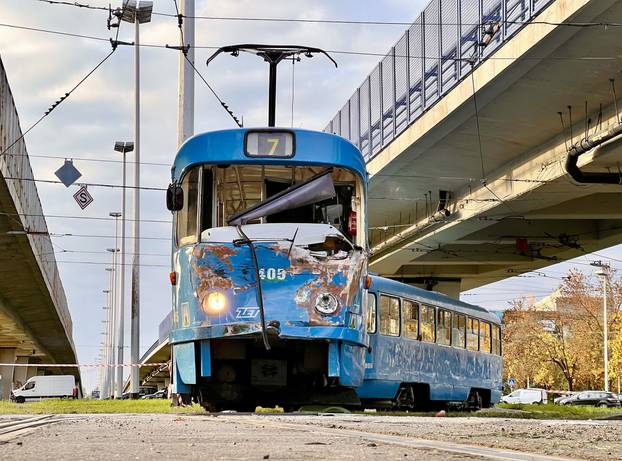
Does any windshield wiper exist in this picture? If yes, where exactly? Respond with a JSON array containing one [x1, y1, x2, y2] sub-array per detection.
[[228, 169, 335, 225]]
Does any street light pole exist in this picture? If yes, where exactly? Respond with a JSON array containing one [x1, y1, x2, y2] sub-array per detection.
[[113, 142, 133, 399], [121, 0, 152, 399], [592, 261, 610, 392], [109, 213, 122, 397]]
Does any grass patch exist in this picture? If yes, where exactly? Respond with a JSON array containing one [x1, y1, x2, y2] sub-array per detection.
[[491, 403, 622, 420], [0, 399, 203, 415]]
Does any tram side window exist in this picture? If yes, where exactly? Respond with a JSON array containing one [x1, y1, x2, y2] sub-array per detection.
[[492, 325, 501, 355], [403, 300, 418, 340], [366, 293, 377, 334], [467, 318, 479, 351], [420, 305, 435, 342], [452, 313, 466, 348], [379, 295, 400, 337], [437, 309, 451, 346], [480, 321, 492, 353], [176, 168, 199, 246]]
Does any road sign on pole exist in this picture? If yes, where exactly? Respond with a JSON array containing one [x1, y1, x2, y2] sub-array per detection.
[[508, 377, 516, 388], [55, 159, 82, 187], [73, 185, 94, 209]]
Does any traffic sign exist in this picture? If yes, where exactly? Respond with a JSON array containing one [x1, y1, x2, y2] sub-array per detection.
[[55, 159, 82, 187], [508, 377, 516, 387], [73, 185, 93, 209]]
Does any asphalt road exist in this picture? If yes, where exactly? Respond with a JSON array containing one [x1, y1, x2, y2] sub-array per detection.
[[0, 413, 619, 460]]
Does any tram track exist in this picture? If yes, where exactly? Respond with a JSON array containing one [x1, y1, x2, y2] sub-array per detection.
[[229, 416, 582, 461], [0, 415, 71, 443]]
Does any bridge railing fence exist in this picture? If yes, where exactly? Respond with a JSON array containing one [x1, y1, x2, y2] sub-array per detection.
[[325, 0, 553, 161]]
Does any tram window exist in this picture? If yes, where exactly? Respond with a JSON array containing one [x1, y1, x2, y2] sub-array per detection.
[[480, 321, 492, 353], [403, 300, 419, 340], [366, 293, 377, 334], [176, 167, 199, 246], [467, 318, 479, 351], [452, 314, 466, 348], [492, 325, 501, 355], [420, 305, 435, 342], [436, 309, 451, 346], [379, 295, 400, 337]]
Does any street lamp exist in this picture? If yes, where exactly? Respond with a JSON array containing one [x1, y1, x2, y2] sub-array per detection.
[[592, 261, 610, 392], [112, 142, 132, 400], [120, 0, 152, 400]]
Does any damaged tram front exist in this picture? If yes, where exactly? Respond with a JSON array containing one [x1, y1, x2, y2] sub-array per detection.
[[166, 128, 370, 409]]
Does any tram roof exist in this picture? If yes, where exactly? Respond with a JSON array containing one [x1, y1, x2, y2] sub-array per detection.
[[172, 128, 367, 182]]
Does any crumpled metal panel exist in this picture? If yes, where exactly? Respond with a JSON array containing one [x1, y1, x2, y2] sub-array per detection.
[[171, 238, 367, 344]]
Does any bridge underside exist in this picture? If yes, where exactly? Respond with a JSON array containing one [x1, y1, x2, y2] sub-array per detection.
[[367, 0, 622, 294], [0, 176, 79, 387]]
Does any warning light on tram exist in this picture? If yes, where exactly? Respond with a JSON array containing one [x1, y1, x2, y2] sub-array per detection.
[[206, 292, 227, 313]]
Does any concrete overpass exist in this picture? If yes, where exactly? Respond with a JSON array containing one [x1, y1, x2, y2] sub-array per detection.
[[326, 0, 622, 297], [0, 57, 79, 398]]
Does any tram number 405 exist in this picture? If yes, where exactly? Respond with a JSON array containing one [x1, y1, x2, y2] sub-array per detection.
[[259, 268, 286, 281]]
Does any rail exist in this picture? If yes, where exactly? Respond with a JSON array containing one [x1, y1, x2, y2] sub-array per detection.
[[0, 57, 74, 344], [324, 0, 554, 160]]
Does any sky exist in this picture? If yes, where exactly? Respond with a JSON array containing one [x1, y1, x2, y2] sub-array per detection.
[[1, 0, 621, 393]]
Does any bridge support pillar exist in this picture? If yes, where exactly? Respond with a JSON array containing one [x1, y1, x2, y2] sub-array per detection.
[[12, 356, 30, 390], [397, 278, 462, 299], [0, 348, 17, 400]]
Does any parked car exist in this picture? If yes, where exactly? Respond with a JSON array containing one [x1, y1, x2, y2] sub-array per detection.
[[141, 389, 167, 400], [554, 393, 573, 405], [501, 388, 548, 405], [11, 375, 77, 403], [121, 386, 158, 399], [562, 391, 621, 407]]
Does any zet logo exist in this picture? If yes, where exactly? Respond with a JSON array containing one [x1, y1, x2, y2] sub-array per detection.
[[235, 307, 260, 320]]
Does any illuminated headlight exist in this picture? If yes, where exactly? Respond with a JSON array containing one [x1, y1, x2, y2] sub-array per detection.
[[206, 292, 227, 313], [314, 293, 339, 315]]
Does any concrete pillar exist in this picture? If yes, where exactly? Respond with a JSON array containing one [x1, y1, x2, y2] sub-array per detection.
[[0, 348, 17, 400], [404, 279, 462, 300], [26, 366, 39, 380], [12, 356, 29, 390]]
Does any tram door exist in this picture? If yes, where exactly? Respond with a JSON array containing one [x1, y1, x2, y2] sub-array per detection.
[[364, 292, 378, 378]]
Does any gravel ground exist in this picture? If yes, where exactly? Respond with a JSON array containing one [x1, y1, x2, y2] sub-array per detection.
[[0, 413, 619, 460]]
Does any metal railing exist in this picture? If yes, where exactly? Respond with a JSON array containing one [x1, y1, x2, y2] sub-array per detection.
[[325, 0, 554, 160], [0, 58, 74, 345]]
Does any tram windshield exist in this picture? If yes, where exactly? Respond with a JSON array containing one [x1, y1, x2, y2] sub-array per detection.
[[176, 164, 366, 247]]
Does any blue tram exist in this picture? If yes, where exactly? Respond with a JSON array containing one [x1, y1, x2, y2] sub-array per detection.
[[360, 276, 503, 409], [166, 127, 502, 410], [167, 128, 370, 409]]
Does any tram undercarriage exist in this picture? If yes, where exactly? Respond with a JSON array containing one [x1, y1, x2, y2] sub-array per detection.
[[183, 336, 360, 411]]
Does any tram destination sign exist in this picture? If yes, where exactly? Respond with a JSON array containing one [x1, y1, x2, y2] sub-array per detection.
[[245, 131, 295, 158]]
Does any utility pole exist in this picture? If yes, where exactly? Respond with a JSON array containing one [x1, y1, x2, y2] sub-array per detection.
[[177, 0, 195, 147], [592, 261, 610, 392], [121, 0, 152, 398], [113, 142, 132, 398], [109, 213, 122, 397]]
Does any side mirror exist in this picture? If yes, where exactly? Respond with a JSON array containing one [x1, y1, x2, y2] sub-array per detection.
[[166, 183, 183, 211]]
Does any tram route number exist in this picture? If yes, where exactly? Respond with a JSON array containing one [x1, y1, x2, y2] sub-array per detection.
[[258, 268, 286, 281]]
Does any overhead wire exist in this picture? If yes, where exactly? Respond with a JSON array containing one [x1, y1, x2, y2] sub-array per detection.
[[29, 1, 622, 29], [1, 22, 622, 63]]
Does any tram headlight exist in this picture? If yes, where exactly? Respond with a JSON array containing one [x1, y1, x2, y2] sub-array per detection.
[[206, 292, 227, 313], [314, 293, 339, 315]]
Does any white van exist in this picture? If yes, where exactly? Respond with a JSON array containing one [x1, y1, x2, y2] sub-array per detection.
[[11, 375, 76, 403], [501, 388, 547, 405]]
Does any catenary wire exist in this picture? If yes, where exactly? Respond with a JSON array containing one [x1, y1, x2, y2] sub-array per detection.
[[30, 1, 622, 29], [0, 47, 117, 157], [2, 22, 622, 62]]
